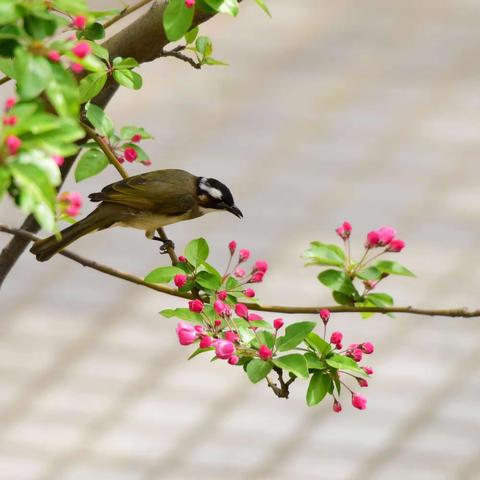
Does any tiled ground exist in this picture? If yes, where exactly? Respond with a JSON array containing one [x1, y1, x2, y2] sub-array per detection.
[[1, 0, 480, 479]]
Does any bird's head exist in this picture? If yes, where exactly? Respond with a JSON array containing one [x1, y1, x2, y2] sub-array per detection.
[[196, 177, 243, 218]]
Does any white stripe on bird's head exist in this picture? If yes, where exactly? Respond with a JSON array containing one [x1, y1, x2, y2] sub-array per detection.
[[199, 177, 223, 200]]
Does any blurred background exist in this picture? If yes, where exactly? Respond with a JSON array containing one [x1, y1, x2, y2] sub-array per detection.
[[1, 0, 480, 479]]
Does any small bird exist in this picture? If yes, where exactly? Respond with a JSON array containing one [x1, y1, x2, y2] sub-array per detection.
[[30, 169, 242, 262]]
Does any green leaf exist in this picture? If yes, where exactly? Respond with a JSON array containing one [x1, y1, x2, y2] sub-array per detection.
[[249, 320, 273, 330], [304, 332, 331, 355], [84, 22, 105, 40], [46, 63, 79, 118], [188, 347, 214, 360], [0, 1, 20, 24], [14, 50, 51, 100], [332, 290, 354, 306], [90, 42, 110, 62], [163, 0, 195, 42], [145, 266, 184, 283], [254, 330, 275, 349], [185, 237, 209, 267], [374, 260, 415, 277], [246, 359, 272, 384], [16, 150, 61, 186], [195, 271, 221, 290], [160, 308, 202, 323], [203, 0, 239, 16], [304, 352, 326, 370], [273, 354, 308, 379], [365, 292, 394, 308], [54, 0, 88, 15], [79, 72, 107, 103], [277, 321, 316, 352], [204, 57, 228, 66], [306, 372, 331, 406], [326, 353, 367, 378], [113, 69, 142, 90], [318, 269, 357, 295], [0, 167, 11, 200], [254, 0, 271, 16], [120, 126, 154, 141], [304, 241, 345, 268], [357, 266, 382, 281], [74, 149, 108, 182], [85, 102, 114, 138], [195, 36, 212, 58], [24, 13, 58, 39], [185, 26, 199, 44], [0, 57, 15, 78], [113, 57, 139, 69]]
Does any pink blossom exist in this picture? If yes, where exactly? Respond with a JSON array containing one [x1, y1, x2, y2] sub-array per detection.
[[258, 344, 272, 361], [215, 339, 235, 359], [4, 97, 16, 110], [72, 15, 87, 29], [333, 400, 342, 413], [47, 50, 61, 62], [214, 319, 222, 327], [174, 274, 187, 288], [335, 342, 343, 350], [247, 313, 263, 322], [53, 155, 64, 166], [387, 239, 405, 252], [319, 309, 330, 324], [6, 135, 21, 155], [239, 249, 250, 262], [59, 191, 82, 217], [223, 305, 232, 317], [217, 290, 227, 301], [330, 331, 343, 344], [2, 115, 16, 126], [235, 303, 249, 319], [228, 240, 237, 254], [234, 267, 245, 278], [199, 335, 213, 348], [273, 318, 284, 330], [124, 147, 137, 163], [72, 41, 91, 59], [352, 393, 367, 410], [364, 280, 376, 291], [224, 330, 239, 343], [243, 288, 255, 298], [228, 355, 239, 365], [349, 348, 363, 362], [178, 255, 187, 262], [361, 342, 374, 354], [214, 300, 226, 316], [188, 299, 204, 313], [185, 0, 195, 7], [377, 226, 396, 246], [131, 134, 142, 142], [362, 366, 374, 375], [194, 325, 205, 334], [335, 221, 352, 240], [70, 63, 84, 74], [254, 260, 268, 273], [176, 321, 197, 346], [250, 271, 265, 283], [365, 231, 380, 249], [357, 378, 369, 388]]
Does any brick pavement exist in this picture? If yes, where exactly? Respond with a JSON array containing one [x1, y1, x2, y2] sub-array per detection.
[[1, 0, 480, 479]]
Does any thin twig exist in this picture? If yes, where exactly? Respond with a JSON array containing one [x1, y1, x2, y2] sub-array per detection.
[[2, 224, 480, 319], [0, 76, 10, 86], [103, 0, 156, 29], [161, 46, 202, 69]]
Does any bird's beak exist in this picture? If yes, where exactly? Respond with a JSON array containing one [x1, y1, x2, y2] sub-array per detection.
[[226, 205, 243, 218]]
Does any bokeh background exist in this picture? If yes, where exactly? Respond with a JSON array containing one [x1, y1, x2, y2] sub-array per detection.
[[1, 0, 480, 479]]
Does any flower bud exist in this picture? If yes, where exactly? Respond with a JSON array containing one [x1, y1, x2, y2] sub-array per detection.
[[349, 348, 363, 362], [335, 342, 342, 350], [199, 335, 213, 348], [70, 63, 84, 74], [365, 231, 380, 249], [235, 303, 249, 319], [335, 221, 352, 240], [5, 97, 16, 110], [6, 135, 21, 155], [124, 147, 137, 163], [333, 400, 342, 413], [188, 299, 204, 313], [360, 342, 374, 354], [377, 226, 396, 246], [228, 355, 239, 365], [319, 308, 330, 325], [72, 41, 91, 59], [362, 366, 374, 375], [59, 192, 82, 217], [250, 271, 265, 283], [254, 260, 268, 273], [53, 155, 64, 166], [217, 290, 227, 301], [258, 344, 272, 360], [178, 255, 187, 263], [215, 339, 235, 359], [273, 318, 284, 330], [131, 134, 142, 142], [239, 249, 250, 262], [357, 378, 369, 388], [72, 15, 87, 29], [330, 331, 343, 344], [247, 313, 262, 322], [47, 50, 61, 62], [243, 288, 255, 298], [228, 240, 237, 254], [176, 322, 197, 346], [387, 239, 405, 253], [3, 115, 16, 126], [224, 330, 239, 343], [234, 267, 245, 278], [185, 0, 195, 7], [142, 159, 152, 166], [214, 319, 222, 327], [214, 300, 226, 316], [352, 393, 367, 410], [174, 274, 187, 288]]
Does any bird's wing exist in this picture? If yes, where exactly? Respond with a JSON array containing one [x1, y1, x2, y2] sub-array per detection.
[[89, 170, 197, 215]]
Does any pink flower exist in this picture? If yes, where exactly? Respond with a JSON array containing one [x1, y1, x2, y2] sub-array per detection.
[[124, 147, 137, 162], [387, 239, 405, 253], [335, 221, 352, 240], [319, 309, 330, 324], [214, 319, 222, 327], [194, 325, 205, 335], [71, 63, 84, 74], [215, 339, 235, 359], [58, 191, 82, 217], [224, 330, 239, 343], [228, 240, 237, 254], [214, 300, 226, 316], [254, 260, 268, 273], [53, 155, 64, 166], [47, 50, 61, 62], [5, 97, 16, 110], [72, 15, 87, 29], [3, 115, 16, 126], [6, 135, 21, 155], [273, 318, 284, 330], [174, 274, 187, 288], [176, 321, 197, 346], [235, 303, 249, 319], [361, 342, 374, 354], [330, 331, 343, 344], [364, 280, 376, 291], [178, 255, 187, 263], [352, 393, 367, 410], [377, 226, 396, 246], [239, 249, 250, 262], [243, 288, 255, 298], [199, 335, 213, 348], [365, 231, 380, 249], [250, 271, 265, 283], [185, 0, 195, 7], [362, 366, 374, 375], [188, 299, 204, 313], [234, 267, 245, 278], [349, 348, 363, 362], [247, 313, 263, 322], [333, 400, 342, 413], [335, 342, 342, 350], [223, 305, 232, 317], [217, 290, 227, 301], [72, 41, 91, 59], [357, 378, 369, 388], [228, 355, 239, 365], [258, 344, 272, 361], [131, 134, 142, 142]]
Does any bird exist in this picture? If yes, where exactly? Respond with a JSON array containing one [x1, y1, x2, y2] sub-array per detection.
[[30, 169, 242, 262]]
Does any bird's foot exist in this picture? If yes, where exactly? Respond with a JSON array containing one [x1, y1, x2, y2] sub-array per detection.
[[152, 236, 175, 254]]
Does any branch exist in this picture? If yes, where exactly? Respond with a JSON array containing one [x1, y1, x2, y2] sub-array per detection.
[[266, 366, 296, 398], [2, 224, 480, 319], [161, 46, 202, 69], [103, 0, 156, 29]]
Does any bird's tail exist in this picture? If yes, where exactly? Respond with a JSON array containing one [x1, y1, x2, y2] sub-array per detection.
[[30, 209, 111, 262]]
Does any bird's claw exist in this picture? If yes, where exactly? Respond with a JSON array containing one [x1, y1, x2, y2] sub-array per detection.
[[159, 239, 175, 254]]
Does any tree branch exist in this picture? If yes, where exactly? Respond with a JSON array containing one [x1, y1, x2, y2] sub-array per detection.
[[162, 46, 202, 69], [2, 224, 480, 319]]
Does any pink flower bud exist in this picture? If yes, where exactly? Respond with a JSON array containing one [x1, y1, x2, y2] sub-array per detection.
[[228, 240, 237, 254], [53, 155, 64, 166], [199, 335, 213, 348], [141, 159, 152, 166], [174, 274, 187, 288], [59, 191, 82, 217], [362, 366, 374, 375], [72, 41, 91, 59], [333, 400, 342, 413], [178, 255, 187, 263], [243, 288, 255, 298], [365, 231, 380, 249], [194, 325, 205, 334], [3, 115, 16, 126], [72, 15, 87, 29], [223, 306, 232, 317], [234, 267, 245, 278], [377, 226, 396, 246], [6, 135, 21, 155], [349, 348, 363, 362], [224, 330, 239, 343], [335, 221, 352, 240], [176, 321, 197, 346], [254, 260, 268, 273], [217, 290, 227, 301], [387, 239, 405, 253], [214, 319, 222, 327], [124, 147, 137, 163], [131, 134, 142, 142], [235, 303, 249, 319], [215, 339, 235, 359], [364, 280, 376, 291], [214, 300, 226, 316], [70, 63, 84, 74], [228, 355, 239, 365], [250, 271, 265, 283], [319, 309, 330, 325], [273, 318, 284, 330], [258, 344, 272, 361], [185, 0, 195, 7], [361, 342, 374, 354], [239, 249, 250, 262], [352, 393, 367, 410], [188, 299, 204, 313], [5, 97, 16, 110], [247, 313, 263, 322], [330, 331, 343, 344], [335, 342, 343, 350], [357, 378, 369, 388]]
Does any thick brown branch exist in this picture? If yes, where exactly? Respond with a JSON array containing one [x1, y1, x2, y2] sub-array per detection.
[[2, 224, 480, 319]]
